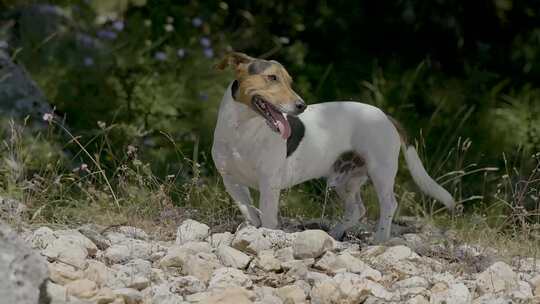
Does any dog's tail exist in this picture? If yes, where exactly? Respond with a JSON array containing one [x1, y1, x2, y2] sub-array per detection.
[[387, 116, 455, 210]]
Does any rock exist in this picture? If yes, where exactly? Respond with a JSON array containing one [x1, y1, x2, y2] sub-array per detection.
[[275, 247, 295, 263], [31, 226, 57, 250], [46, 281, 69, 304], [311, 272, 393, 304], [253, 286, 280, 303], [285, 260, 310, 280], [275, 285, 306, 304], [176, 219, 210, 245], [282, 258, 315, 271], [314, 252, 381, 280], [142, 283, 184, 304], [392, 276, 429, 289], [529, 274, 540, 295], [430, 282, 471, 304], [84, 260, 111, 287], [65, 278, 98, 299], [0, 222, 49, 304], [209, 232, 234, 248], [202, 287, 255, 304], [104, 245, 132, 265], [292, 230, 335, 259], [118, 226, 149, 240], [42, 236, 89, 269], [472, 294, 512, 304], [510, 280, 533, 300], [103, 232, 129, 245], [182, 252, 222, 282], [170, 275, 206, 295], [181, 241, 213, 253], [49, 262, 84, 285], [103, 239, 154, 264], [55, 229, 99, 257], [159, 246, 190, 268], [255, 250, 282, 272], [216, 245, 252, 269], [79, 224, 111, 250], [476, 261, 518, 294], [375, 245, 418, 265], [305, 271, 332, 286], [232, 226, 272, 254], [110, 259, 153, 290], [427, 272, 457, 286], [406, 295, 429, 304], [259, 228, 297, 249], [93, 287, 116, 304], [113, 288, 143, 304], [0, 196, 26, 222], [208, 267, 253, 290]]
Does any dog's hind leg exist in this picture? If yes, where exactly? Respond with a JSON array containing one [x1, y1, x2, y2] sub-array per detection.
[[329, 176, 367, 240], [222, 175, 261, 227], [369, 163, 399, 243]]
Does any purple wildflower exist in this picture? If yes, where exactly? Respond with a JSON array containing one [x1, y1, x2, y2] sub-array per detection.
[[97, 30, 117, 40], [112, 20, 124, 31], [154, 51, 167, 61], [177, 48, 186, 58], [83, 57, 94, 66], [203, 48, 214, 58], [76, 34, 95, 47], [192, 17, 203, 27], [200, 37, 211, 48]]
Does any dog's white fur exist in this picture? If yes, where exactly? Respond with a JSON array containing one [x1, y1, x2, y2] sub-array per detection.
[[212, 82, 455, 242]]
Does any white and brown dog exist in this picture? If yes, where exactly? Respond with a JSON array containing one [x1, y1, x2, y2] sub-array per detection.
[[212, 52, 455, 242]]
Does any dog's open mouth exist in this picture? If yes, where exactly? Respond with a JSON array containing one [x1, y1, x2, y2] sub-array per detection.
[[252, 96, 291, 140]]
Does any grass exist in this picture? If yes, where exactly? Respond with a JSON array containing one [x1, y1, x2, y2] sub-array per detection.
[[1, 114, 540, 261]]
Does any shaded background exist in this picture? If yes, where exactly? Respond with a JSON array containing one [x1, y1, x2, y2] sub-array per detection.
[[1, 0, 539, 225]]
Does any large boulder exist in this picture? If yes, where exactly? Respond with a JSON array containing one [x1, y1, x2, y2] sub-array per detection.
[[0, 222, 49, 304]]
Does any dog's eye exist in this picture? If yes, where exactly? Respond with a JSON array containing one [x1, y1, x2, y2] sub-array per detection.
[[267, 75, 278, 82]]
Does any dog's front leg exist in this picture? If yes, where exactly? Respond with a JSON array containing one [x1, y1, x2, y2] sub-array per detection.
[[258, 180, 281, 229], [222, 175, 262, 227]]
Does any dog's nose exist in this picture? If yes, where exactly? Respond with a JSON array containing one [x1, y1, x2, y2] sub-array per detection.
[[294, 100, 307, 113]]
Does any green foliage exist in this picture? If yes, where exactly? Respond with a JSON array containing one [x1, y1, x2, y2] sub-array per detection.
[[0, 0, 539, 237]]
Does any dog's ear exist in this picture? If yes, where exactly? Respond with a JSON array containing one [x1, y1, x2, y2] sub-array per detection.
[[215, 52, 254, 72]]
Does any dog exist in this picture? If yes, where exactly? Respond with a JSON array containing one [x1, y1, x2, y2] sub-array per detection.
[[212, 52, 455, 242]]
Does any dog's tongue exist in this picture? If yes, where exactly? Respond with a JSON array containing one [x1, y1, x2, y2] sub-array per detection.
[[276, 114, 291, 139], [269, 108, 291, 139]]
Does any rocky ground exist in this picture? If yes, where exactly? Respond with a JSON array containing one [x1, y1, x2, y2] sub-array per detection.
[[2, 213, 540, 304]]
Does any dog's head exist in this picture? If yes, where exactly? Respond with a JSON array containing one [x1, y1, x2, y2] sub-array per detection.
[[216, 52, 306, 139]]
